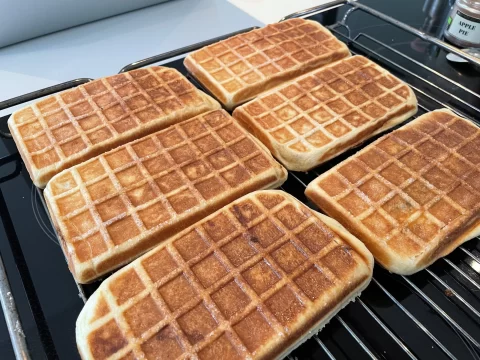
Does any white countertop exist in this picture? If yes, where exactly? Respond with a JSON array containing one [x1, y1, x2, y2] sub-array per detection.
[[0, 0, 331, 113]]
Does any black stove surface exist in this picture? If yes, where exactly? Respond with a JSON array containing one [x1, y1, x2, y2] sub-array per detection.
[[1, 0, 480, 359]]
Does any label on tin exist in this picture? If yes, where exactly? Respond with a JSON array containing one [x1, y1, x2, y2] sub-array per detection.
[[447, 10, 480, 44]]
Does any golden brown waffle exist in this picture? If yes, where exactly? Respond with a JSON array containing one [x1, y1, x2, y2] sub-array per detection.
[[184, 18, 350, 110], [44, 110, 287, 283], [233, 56, 417, 171], [8, 67, 220, 188], [76, 190, 373, 360], [306, 109, 480, 274]]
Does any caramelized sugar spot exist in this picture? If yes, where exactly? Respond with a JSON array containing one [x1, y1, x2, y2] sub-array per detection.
[[141, 325, 184, 360], [249, 219, 285, 248], [203, 213, 237, 242], [177, 302, 218, 345], [221, 234, 258, 267], [231, 200, 262, 225]]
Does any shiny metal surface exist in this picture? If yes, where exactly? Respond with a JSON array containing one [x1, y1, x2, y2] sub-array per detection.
[[281, 0, 480, 68], [0, 254, 30, 360]]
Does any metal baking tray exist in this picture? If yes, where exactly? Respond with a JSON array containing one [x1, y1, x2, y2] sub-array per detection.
[[1, 1, 480, 359]]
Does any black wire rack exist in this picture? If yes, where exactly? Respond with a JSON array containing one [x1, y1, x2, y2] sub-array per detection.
[[1, 1, 480, 359]]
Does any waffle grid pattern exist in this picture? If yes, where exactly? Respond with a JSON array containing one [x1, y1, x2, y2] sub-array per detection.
[[46, 110, 281, 275], [314, 111, 480, 259], [237, 56, 412, 153], [188, 18, 347, 97], [83, 192, 368, 360], [11, 67, 209, 171]]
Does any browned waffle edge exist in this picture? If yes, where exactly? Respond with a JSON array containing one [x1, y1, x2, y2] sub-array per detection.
[[90, 172, 287, 284], [75, 190, 374, 360], [8, 68, 221, 188], [183, 20, 351, 110], [305, 186, 393, 270], [306, 109, 480, 274], [184, 56, 230, 107]]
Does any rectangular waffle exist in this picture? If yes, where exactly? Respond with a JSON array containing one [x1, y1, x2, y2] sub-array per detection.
[[306, 109, 480, 274], [76, 190, 373, 360], [184, 18, 350, 109], [44, 109, 287, 283], [8, 66, 220, 188], [233, 55, 417, 171]]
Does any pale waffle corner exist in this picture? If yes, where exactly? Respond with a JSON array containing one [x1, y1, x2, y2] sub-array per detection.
[[8, 66, 220, 188], [306, 109, 480, 274], [233, 55, 418, 171], [76, 190, 373, 360], [184, 18, 350, 110], [44, 109, 287, 284]]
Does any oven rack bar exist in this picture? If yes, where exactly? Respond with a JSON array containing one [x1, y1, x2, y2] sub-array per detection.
[[302, 71, 480, 359], [315, 33, 480, 355], [289, 189, 480, 360], [280, 2, 480, 358]]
